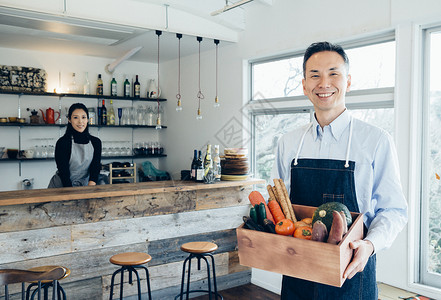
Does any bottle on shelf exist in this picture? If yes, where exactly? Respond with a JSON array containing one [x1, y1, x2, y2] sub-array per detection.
[[111, 77, 117, 96], [108, 99, 115, 125], [96, 74, 104, 95], [88, 107, 96, 125], [101, 99, 107, 125], [195, 150, 204, 182], [190, 149, 198, 181], [124, 77, 131, 98], [134, 75, 141, 98], [213, 145, 221, 181], [83, 72, 90, 95], [203, 144, 214, 183], [67, 72, 78, 94]]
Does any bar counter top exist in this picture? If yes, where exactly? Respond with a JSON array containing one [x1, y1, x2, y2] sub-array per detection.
[[0, 178, 265, 206]]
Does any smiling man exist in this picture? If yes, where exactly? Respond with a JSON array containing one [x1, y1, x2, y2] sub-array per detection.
[[272, 42, 408, 299]]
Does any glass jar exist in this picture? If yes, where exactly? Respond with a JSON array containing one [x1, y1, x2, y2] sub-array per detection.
[[88, 107, 96, 125]]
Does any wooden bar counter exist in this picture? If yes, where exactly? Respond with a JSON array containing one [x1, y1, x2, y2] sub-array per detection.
[[0, 179, 265, 299]]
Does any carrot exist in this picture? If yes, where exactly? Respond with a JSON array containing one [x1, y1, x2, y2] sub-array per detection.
[[268, 200, 285, 223], [248, 191, 275, 223]]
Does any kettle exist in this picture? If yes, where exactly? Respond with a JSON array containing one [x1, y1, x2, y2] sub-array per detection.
[[40, 107, 60, 124]]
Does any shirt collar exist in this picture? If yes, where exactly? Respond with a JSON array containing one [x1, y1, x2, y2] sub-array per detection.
[[312, 109, 351, 141]]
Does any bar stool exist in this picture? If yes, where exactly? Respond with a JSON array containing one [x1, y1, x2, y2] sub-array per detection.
[[175, 242, 223, 300], [26, 265, 70, 300], [109, 252, 152, 300]]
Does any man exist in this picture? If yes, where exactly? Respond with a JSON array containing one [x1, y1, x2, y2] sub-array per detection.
[[272, 42, 408, 299]]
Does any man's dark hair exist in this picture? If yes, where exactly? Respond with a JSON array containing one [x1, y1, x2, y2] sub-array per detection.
[[303, 41, 349, 78]]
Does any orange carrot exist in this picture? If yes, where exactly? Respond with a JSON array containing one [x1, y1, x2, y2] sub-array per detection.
[[268, 200, 285, 223], [248, 191, 275, 223]]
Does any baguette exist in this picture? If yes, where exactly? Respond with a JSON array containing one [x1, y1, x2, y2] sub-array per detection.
[[279, 179, 297, 222], [267, 184, 277, 202], [273, 179, 293, 221]]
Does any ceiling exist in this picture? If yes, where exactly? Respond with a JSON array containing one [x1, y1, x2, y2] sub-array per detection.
[[0, 0, 272, 63]]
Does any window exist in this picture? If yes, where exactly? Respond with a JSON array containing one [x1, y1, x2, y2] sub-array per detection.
[[251, 39, 395, 101], [420, 26, 441, 289], [249, 36, 396, 198]]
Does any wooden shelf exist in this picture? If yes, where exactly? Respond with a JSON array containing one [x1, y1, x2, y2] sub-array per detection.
[[0, 90, 167, 102], [109, 163, 137, 184]]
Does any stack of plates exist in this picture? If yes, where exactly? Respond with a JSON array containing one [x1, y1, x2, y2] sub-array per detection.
[[221, 148, 249, 181]]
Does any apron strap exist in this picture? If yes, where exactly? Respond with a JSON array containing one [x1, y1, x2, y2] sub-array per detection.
[[293, 122, 313, 166], [294, 115, 354, 168]]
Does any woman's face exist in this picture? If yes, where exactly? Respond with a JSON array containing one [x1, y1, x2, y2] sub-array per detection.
[[69, 109, 88, 133]]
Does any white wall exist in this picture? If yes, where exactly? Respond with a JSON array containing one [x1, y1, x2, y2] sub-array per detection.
[[160, 0, 441, 298], [0, 47, 163, 190]]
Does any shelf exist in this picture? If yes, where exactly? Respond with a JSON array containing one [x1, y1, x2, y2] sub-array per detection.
[[109, 163, 136, 184], [0, 123, 167, 128], [0, 90, 167, 102], [0, 154, 167, 162]]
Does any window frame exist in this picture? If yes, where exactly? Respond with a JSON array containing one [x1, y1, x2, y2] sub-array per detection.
[[419, 23, 441, 289]]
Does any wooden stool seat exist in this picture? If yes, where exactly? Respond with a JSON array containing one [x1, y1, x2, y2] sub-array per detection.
[[110, 252, 152, 266], [28, 266, 70, 283], [180, 242, 218, 254], [109, 252, 152, 299]]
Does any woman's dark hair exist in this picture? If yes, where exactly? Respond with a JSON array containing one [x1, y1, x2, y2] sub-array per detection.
[[65, 103, 90, 136], [303, 41, 349, 78]]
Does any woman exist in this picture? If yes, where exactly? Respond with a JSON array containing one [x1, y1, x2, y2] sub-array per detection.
[[48, 103, 102, 188]]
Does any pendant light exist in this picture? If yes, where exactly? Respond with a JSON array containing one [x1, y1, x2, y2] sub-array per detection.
[[176, 33, 183, 112], [196, 36, 204, 120], [214, 39, 220, 108], [155, 30, 162, 129]]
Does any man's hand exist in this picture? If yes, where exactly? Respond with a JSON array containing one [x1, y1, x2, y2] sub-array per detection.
[[88, 181, 97, 186], [343, 240, 374, 279]]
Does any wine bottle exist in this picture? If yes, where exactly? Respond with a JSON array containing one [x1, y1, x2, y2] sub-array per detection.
[[96, 74, 103, 95], [83, 72, 90, 95], [190, 149, 198, 181], [124, 77, 131, 97], [111, 77, 117, 96], [134, 75, 140, 98], [108, 99, 115, 125], [101, 99, 107, 125], [213, 145, 221, 181], [203, 144, 214, 183], [196, 150, 204, 182]]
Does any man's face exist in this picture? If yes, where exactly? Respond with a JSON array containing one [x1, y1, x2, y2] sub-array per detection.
[[302, 51, 351, 116]]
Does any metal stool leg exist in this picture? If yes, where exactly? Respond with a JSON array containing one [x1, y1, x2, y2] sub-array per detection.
[[140, 266, 152, 300], [208, 254, 220, 300], [185, 255, 193, 300], [119, 268, 125, 300], [109, 268, 123, 300]]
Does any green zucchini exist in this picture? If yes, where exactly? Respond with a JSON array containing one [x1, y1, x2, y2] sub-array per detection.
[[256, 203, 266, 226], [249, 206, 258, 224]]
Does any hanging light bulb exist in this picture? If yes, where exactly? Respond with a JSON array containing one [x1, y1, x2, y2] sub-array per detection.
[[214, 39, 220, 108], [176, 33, 183, 112], [196, 36, 204, 120], [155, 30, 162, 129]]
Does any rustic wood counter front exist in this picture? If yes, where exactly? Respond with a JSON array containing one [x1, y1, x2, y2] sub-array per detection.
[[0, 179, 265, 299]]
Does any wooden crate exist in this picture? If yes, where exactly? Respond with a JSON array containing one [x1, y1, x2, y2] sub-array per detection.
[[236, 204, 364, 287]]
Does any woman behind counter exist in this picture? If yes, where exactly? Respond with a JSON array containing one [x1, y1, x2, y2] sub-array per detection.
[[48, 103, 102, 188]]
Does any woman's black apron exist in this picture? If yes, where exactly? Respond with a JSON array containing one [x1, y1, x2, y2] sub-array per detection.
[[281, 118, 377, 300]]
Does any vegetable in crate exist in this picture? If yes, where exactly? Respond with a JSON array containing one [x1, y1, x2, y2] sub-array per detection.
[[249, 206, 258, 224], [327, 211, 346, 244], [263, 219, 277, 234], [256, 203, 266, 226], [293, 226, 312, 240], [275, 218, 295, 236], [243, 216, 264, 232], [312, 202, 352, 232], [311, 220, 328, 242], [248, 191, 275, 223], [268, 199, 285, 223]]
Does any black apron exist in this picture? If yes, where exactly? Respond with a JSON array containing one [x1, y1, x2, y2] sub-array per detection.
[[281, 119, 377, 300]]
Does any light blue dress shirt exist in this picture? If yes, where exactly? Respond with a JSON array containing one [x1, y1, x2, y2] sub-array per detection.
[[271, 110, 408, 253]]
